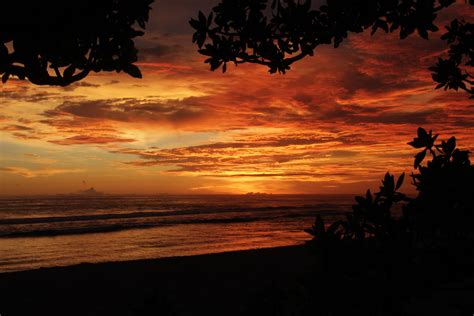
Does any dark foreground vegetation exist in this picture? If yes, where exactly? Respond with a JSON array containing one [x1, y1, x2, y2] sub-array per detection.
[[304, 127, 474, 314], [1, 129, 473, 315], [307, 127, 474, 247], [2, 0, 473, 98], [192, 0, 474, 96]]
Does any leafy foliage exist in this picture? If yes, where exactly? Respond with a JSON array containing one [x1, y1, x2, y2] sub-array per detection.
[[191, 0, 473, 96], [430, 19, 474, 97], [305, 215, 343, 243], [307, 172, 409, 245], [406, 128, 474, 242], [0, 0, 153, 86], [306, 127, 474, 248]]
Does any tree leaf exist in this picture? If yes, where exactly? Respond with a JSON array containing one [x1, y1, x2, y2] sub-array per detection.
[[414, 150, 427, 169], [2, 72, 9, 83], [395, 172, 405, 191], [123, 64, 142, 78], [417, 127, 429, 142], [408, 139, 425, 148], [366, 189, 372, 205]]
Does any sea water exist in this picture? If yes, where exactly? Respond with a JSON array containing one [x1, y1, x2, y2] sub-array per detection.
[[0, 194, 353, 272]]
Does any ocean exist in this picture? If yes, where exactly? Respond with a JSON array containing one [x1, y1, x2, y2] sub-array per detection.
[[0, 194, 354, 273]]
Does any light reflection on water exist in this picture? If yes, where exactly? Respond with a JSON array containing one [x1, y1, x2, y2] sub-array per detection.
[[0, 195, 354, 272], [0, 221, 309, 273]]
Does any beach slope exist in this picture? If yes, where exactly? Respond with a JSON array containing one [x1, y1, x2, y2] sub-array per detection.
[[1, 245, 474, 315]]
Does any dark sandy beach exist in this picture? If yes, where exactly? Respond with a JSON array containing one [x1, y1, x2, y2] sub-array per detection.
[[1, 245, 474, 316], [0, 245, 318, 316]]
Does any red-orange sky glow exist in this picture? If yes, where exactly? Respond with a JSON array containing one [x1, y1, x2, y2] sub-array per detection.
[[0, 1, 473, 195]]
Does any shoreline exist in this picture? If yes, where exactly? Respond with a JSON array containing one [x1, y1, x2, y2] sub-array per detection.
[[0, 245, 319, 316], [0, 244, 309, 274], [1, 244, 473, 315]]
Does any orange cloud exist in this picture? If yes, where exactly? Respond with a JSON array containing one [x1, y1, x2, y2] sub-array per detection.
[[1, 1, 473, 195], [49, 135, 136, 145], [0, 125, 34, 132], [0, 167, 85, 178]]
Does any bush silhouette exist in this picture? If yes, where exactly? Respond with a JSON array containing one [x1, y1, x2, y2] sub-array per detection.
[[405, 128, 474, 245], [191, 0, 474, 97], [303, 128, 474, 314], [306, 127, 474, 249], [0, 0, 152, 86]]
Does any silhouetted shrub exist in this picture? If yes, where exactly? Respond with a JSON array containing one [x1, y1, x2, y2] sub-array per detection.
[[405, 127, 474, 246], [306, 127, 474, 250]]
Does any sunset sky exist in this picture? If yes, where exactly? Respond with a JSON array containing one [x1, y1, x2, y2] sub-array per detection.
[[1, 1, 473, 195]]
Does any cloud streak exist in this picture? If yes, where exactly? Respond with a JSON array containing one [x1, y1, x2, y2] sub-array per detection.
[[0, 167, 85, 178], [49, 135, 136, 145]]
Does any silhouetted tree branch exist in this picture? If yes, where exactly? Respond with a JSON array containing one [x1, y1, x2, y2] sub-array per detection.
[[0, 0, 153, 86], [191, 0, 474, 97]]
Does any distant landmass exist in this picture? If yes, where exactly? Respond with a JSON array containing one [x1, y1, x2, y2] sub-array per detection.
[[57, 187, 105, 196], [78, 187, 104, 196]]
